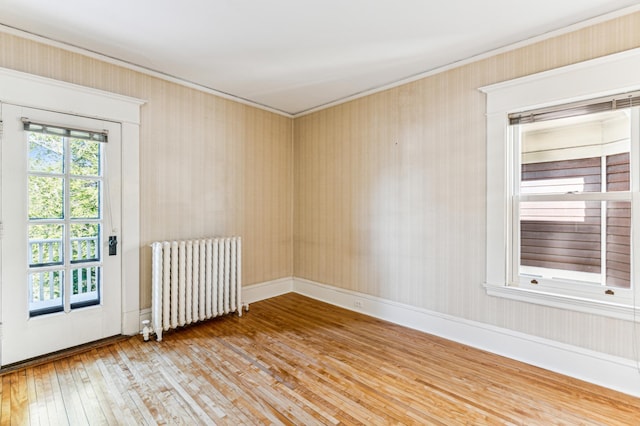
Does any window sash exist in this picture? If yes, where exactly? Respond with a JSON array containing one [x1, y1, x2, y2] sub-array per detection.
[[516, 198, 631, 286]]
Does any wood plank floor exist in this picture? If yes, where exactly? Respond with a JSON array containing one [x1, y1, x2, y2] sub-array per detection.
[[1, 293, 639, 425]]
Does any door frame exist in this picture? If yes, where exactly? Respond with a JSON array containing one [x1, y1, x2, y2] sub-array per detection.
[[0, 67, 145, 344]]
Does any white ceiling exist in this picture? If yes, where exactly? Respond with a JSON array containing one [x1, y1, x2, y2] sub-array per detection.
[[0, 0, 639, 116]]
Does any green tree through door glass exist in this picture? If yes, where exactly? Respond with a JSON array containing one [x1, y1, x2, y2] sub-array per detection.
[[26, 129, 103, 315]]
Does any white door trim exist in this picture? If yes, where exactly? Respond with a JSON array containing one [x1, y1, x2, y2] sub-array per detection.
[[0, 67, 145, 336]]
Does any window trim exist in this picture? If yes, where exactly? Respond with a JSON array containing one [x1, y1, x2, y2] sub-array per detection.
[[480, 48, 640, 321]]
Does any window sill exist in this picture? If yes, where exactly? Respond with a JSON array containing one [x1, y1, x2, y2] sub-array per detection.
[[484, 283, 638, 322]]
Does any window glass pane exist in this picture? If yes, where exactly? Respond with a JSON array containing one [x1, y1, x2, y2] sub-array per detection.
[[28, 133, 63, 173], [70, 179, 100, 219], [29, 270, 63, 314], [29, 176, 63, 219], [70, 138, 101, 176], [520, 109, 630, 195], [607, 201, 631, 288], [521, 200, 633, 288], [71, 223, 100, 262], [521, 158, 601, 194], [29, 224, 63, 266], [520, 200, 601, 275], [70, 266, 100, 307], [606, 153, 630, 192]]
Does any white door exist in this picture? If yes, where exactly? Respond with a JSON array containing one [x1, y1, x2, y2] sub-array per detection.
[[0, 104, 122, 366]]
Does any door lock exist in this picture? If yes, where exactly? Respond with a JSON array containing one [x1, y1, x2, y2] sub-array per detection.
[[109, 235, 118, 256]]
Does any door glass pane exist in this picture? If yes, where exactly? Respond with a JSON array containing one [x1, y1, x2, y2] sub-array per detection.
[[71, 223, 100, 262], [29, 176, 63, 219], [28, 133, 63, 173], [29, 224, 63, 266], [70, 138, 100, 176], [70, 179, 100, 218], [29, 270, 63, 315], [70, 266, 99, 308]]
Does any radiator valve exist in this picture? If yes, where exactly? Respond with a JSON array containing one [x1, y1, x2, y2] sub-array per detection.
[[141, 320, 152, 342]]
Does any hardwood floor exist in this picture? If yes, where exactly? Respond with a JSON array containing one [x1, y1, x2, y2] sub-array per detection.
[[1, 293, 639, 425]]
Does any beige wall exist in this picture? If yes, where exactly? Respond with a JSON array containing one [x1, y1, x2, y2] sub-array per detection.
[[2, 11, 640, 359], [294, 12, 640, 359], [0, 32, 294, 310]]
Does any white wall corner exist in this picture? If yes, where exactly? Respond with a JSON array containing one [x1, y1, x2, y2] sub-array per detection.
[[292, 277, 640, 398]]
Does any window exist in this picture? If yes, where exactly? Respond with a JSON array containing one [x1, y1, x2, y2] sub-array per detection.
[[480, 48, 640, 320], [512, 104, 635, 305]]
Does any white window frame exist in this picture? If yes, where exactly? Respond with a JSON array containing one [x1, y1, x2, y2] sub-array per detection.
[[480, 48, 640, 321]]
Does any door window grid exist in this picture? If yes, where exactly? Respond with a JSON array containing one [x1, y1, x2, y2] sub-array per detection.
[[27, 128, 104, 316]]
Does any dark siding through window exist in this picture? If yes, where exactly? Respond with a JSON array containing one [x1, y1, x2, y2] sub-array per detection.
[[520, 154, 630, 288]]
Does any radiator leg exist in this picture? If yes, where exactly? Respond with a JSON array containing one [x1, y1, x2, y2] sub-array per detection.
[[237, 303, 249, 317]]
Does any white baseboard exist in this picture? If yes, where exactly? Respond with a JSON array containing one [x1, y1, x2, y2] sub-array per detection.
[[137, 275, 640, 397], [293, 277, 640, 398], [243, 277, 294, 303]]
